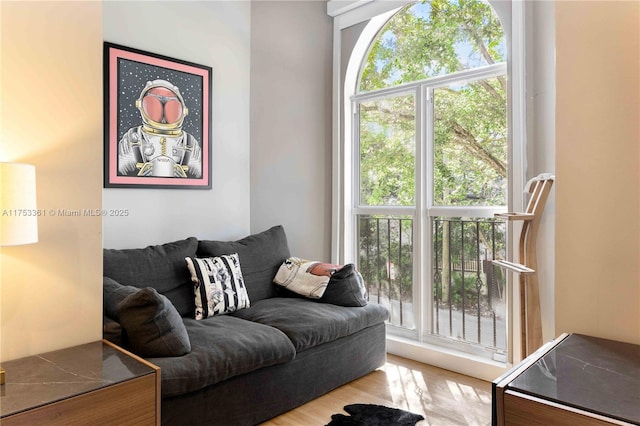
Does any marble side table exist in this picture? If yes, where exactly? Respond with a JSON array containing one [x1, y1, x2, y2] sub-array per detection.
[[493, 333, 640, 426], [0, 340, 160, 426]]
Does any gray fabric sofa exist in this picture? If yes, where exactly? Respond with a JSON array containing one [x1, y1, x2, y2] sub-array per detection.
[[103, 226, 389, 426]]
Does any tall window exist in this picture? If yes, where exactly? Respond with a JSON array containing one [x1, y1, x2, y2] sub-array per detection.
[[351, 0, 508, 360]]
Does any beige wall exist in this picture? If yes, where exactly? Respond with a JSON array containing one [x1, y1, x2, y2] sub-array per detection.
[[555, 1, 640, 344], [0, 1, 103, 361]]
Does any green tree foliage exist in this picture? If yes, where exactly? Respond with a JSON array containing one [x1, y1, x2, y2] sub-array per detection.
[[358, 0, 507, 207], [433, 77, 506, 206], [357, 0, 509, 318], [360, 0, 505, 89], [359, 95, 415, 206], [359, 216, 414, 306]]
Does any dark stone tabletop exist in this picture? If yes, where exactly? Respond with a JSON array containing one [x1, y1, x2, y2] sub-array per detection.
[[508, 333, 640, 424], [0, 341, 154, 418]]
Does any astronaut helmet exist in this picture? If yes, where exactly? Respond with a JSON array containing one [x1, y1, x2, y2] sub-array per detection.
[[135, 79, 189, 134]]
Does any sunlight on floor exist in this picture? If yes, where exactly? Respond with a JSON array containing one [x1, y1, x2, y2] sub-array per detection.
[[261, 354, 493, 426], [381, 356, 492, 425]]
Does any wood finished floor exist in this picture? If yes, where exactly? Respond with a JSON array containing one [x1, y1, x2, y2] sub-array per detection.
[[260, 354, 492, 426]]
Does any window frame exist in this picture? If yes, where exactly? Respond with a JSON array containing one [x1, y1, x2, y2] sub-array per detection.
[[329, 0, 528, 381], [352, 63, 509, 352]]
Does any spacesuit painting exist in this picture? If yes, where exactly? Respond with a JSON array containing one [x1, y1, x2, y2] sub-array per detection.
[[118, 79, 202, 178]]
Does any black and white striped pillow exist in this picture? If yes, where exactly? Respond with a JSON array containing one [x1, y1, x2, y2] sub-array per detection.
[[186, 253, 251, 320]]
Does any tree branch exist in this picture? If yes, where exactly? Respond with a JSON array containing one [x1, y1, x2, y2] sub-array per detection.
[[464, 23, 495, 65], [449, 121, 506, 177], [360, 105, 415, 122], [462, 23, 507, 94], [361, 105, 507, 178]]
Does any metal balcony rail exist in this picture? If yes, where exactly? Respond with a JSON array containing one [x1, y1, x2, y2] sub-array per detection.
[[358, 215, 507, 353]]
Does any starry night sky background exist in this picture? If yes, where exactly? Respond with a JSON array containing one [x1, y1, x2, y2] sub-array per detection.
[[117, 57, 205, 142]]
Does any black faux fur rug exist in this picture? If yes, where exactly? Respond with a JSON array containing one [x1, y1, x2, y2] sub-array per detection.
[[326, 404, 425, 426]]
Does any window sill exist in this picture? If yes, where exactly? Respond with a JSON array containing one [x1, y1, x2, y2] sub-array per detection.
[[386, 334, 510, 382]]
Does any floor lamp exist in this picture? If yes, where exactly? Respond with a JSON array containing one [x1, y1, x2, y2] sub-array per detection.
[[0, 162, 39, 385]]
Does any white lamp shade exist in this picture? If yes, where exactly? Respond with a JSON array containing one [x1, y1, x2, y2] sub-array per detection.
[[0, 162, 38, 246]]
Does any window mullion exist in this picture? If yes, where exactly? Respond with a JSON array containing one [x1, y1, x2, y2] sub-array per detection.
[[427, 206, 508, 218], [425, 86, 435, 211], [416, 84, 430, 342], [414, 86, 425, 341], [352, 100, 360, 211], [345, 100, 360, 265], [351, 63, 506, 103], [354, 206, 415, 216]]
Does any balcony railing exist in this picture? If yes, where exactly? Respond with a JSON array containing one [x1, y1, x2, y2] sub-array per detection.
[[432, 217, 507, 351], [358, 215, 507, 354], [358, 215, 415, 329]]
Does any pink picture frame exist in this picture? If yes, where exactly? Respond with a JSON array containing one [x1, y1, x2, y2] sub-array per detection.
[[104, 42, 212, 189]]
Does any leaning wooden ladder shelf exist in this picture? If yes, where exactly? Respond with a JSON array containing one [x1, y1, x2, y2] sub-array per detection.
[[493, 174, 554, 358]]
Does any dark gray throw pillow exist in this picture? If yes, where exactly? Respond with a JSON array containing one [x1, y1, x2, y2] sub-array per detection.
[[103, 316, 123, 347], [103, 237, 198, 317], [274, 263, 369, 307], [117, 287, 191, 358], [103, 276, 140, 321], [320, 264, 368, 307], [197, 225, 290, 302]]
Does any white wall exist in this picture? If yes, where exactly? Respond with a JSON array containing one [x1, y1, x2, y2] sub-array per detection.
[[527, 0, 556, 343], [102, 1, 252, 248], [250, 1, 333, 260]]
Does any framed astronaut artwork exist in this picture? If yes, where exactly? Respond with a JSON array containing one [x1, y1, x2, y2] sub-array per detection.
[[103, 42, 212, 189]]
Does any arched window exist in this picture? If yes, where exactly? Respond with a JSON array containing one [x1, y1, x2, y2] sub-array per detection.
[[344, 0, 510, 363]]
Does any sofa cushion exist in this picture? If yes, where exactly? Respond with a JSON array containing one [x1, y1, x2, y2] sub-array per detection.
[[197, 226, 290, 302], [118, 287, 192, 357], [321, 264, 368, 307], [146, 315, 296, 397], [104, 237, 198, 317], [103, 276, 139, 321], [103, 316, 123, 346], [230, 297, 389, 353], [276, 263, 369, 308], [186, 253, 251, 320]]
